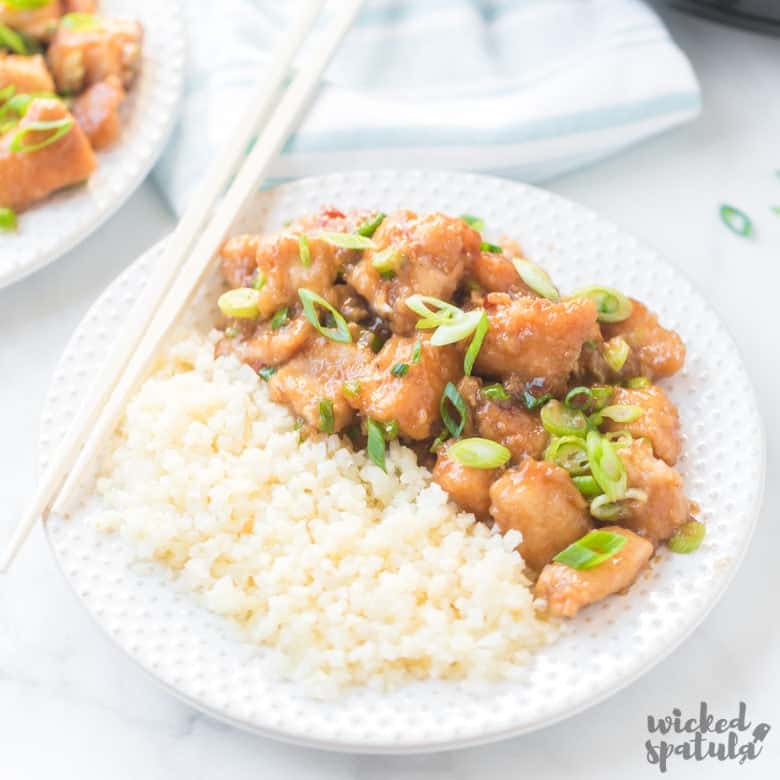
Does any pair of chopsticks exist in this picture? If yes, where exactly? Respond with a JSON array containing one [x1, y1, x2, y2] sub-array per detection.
[[0, 0, 364, 572]]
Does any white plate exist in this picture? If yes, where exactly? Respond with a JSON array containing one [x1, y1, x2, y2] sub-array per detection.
[[41, 171, 765, 753], [0, 0, 185, 290]]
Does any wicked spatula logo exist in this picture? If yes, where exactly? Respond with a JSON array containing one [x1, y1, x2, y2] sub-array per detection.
[[645, 702, 770, 773]]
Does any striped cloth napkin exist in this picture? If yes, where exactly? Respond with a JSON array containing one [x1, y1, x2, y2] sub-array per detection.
[[154, 0, 701, 215]]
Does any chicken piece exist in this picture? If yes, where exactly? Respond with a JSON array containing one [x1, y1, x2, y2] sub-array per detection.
[[215, 314, 314, 371], [64, 0, 97, 11], [0, 0, 61, 40], [47, 15, 143, 94], [534, 526, 654, 618], [346, 335, 463, 440], [71, 74, 124, 149], [467, 250, 535, 295], [346, 210, 481, 334], [489, 460, 592, 573], [618, 438, 690, 543], [290, 205, 378, 236], [0, 97, 96, 211], [475, 293, 599, 394], [602, 299, 685, 380], [603, 385, 681, 465], [432, 440, 498, 519], [268, 337, 371, 433], [0, 53, 55, 93]]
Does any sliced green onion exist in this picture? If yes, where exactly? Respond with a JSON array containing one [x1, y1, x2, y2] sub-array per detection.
[[590, 385, 614, 411], [0, 207, 17, 232], [540, 399, 588, 438], [316, 230, 375, 250], [429, 430, 449, 454], [381, 419, 399, 440], [224, 326, 238, 339], [0, 85, 15, 104], [512, 258, 560, 301], [391, 362, 409, 377], [719, 204, 753, 238], [61, 12, 102, 31], [430, 308, 483, 347], [523, 389, 552, 411], [366, 418, 387, 472], [258, 366, 277, 382], [317, 399, 335, 433], [573, 286, 633, 323], [218, 287, 261, 319], [564, 386, 593, 411], [480, 241, 503, 254], [482, 383, 509, 402], [668, 520, 706, 554], [605, 430, 632, 448], [590, 488, 647, 522], [0, 23, 29, 55], [603, 336, 630, 372], [299, 288, 352, 343], [9, 117, 73, 154], [596, 404, 644, 424], [460, 214, 485, 231], [411, 339, 422, 364], [572, 474, 601, 498], [270, 306, 289, 330], [772, 206, 780, 216], [586, 430, 627, 502], [357, 212, 385, 237], [298, 234, 311, 267], [545, 436, 590, 476], [448, 437, 511, 469], [371, 246, 404, 276], [626, 376, 650, 388], [4, 0, 53, 8], [440, 381, 467, 438], [251, 270, 266, 291], [463, 311, 489, 375], [342, 379, 361, 398], [553, 529, 627, 570], [405, 294, 461, 327]]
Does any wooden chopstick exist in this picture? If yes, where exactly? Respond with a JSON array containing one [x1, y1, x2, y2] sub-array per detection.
[[0, 0, 363, 572]]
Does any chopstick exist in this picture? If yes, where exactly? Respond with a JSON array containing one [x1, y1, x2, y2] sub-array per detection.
[[1, 0, 363, 572]]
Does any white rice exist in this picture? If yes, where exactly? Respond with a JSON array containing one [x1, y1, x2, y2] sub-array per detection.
[[94, 330, 556, 695]]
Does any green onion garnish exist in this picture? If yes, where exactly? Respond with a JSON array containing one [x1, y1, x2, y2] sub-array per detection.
[[0, 23, 29, 55], [523, 389, 552, 411], [218, 287, 261, 319], [4, 0, 54, 9], [391, 362, 409, 377], [357, 212, 385, 237], [299, 288, 352, 343], [318, 399, 335, 433], [540, 399, 588, 438], [572, 474, 601, 498], [482, 383, 509, 401], [224, 326, 238, 339], [381, 419, 399, 440], [298, 234, 311, 267], [316, 231, 375, 250], [595, 404, 643, 424], [460, 214, 485, 231], [772, 206, 780, 216], [604, 430, 632, 448], [0, 84, 15, 104], [544, 435, 590, 476], [429, 430, 449, 454], [251, 270, 266, 291], [512, 258, 560, 301], [573, 286, 633, 323], [463, 311, 489, 376], [411, 339, 422, 364], [603, 336, 630, 372], [440, 381, 467, 438], [342, 379, 361, 398], [0, 207, 17, 232], [480, 241, 503, 254], [626, 376, 650, 389], [258, 366, 277, 382], [564, 386, 593, 411], [270, 306, 289, 330], [9, 117, 73, 154], [366, 418, 387, 472], [590, 488, 647, 521], [405, 294, 461, 328], [668, 520, 706, 554], [60, 12, 101, 31], [553, 529, 627, 570], [448, 437, 511, 469], [371, 246, 404, 276], [430, 308, 483, 347], [590, 385, 614, 411], [586, 430, 627, 502], [719, 204, 753, 238]]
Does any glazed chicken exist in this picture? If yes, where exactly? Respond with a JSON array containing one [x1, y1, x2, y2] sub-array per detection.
[[215, 207, 699, 619], [0, 53, 55, 93], [71, 74, 124, 150], [0, 0, 61, 40]]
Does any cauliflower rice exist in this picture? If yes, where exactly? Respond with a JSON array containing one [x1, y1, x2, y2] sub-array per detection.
[[94, 331, 556, 694]]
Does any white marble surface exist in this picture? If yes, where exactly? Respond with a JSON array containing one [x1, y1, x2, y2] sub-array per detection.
[[1, 7, 778, 778]]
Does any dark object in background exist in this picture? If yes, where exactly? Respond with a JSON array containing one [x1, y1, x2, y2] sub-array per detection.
[[671, 1, 780, 34]]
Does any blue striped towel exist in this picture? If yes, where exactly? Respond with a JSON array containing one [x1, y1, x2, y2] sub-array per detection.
[[154, 0, 701, 215]]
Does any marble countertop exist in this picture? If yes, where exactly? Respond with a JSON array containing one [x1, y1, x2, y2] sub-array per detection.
[[1, 7, 778, 778]]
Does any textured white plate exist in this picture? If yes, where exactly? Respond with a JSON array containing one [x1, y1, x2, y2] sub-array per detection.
[[0, 0, 185, 289], [41, 171, 765, 753]]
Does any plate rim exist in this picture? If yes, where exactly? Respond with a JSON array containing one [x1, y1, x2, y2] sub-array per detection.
[[41, 170, 767, 753]]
